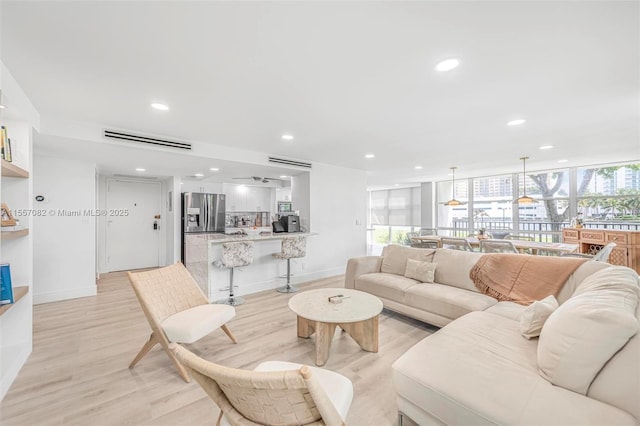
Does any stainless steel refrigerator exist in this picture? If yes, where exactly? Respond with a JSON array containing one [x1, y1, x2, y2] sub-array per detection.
[[182, 192, 226, 262]]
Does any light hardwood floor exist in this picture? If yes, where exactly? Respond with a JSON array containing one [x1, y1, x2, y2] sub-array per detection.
[[0, 272, 436, 425]]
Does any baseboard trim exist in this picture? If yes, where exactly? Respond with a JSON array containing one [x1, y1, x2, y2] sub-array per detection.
[[33, 287, 97, 304], [212, 266, 345, 300]]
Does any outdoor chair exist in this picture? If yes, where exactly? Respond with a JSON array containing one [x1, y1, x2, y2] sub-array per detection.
[[171, 343, 353, 426], [441, 237, 474, 252], [480, 239, 519, 254], [418, 228, 438, 236], [128, 262, 238, 382], [561, 242, 617, 263]]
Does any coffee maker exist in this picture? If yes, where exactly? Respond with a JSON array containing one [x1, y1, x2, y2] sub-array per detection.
[[280, 215, 300, 233]]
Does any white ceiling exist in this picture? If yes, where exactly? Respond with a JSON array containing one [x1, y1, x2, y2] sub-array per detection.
[[1, 1, 639, 187]]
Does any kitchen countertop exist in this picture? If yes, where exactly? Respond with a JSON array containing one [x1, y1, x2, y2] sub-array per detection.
[[186, 232, 315, 243]]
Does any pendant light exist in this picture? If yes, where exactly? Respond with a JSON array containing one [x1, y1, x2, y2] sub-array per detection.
[[514, 156, 537, 204], [444, 166, 466, 206]]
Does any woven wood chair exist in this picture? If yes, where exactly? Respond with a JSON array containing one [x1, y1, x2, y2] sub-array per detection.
[[441, 237, 474, 252], [128, 262, 238, 382], [479, 239, 519, 254], [171, 343, 353, 426]]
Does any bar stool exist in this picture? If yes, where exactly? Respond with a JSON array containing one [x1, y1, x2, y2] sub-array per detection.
[[213, 241, 254, 306], [273, 236, 307, 293]]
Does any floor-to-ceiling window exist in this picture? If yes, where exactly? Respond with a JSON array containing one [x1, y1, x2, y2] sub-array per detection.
[[577, 164, 640, 229], [368, 187, 421, 254], [367, 162, 640, 248]]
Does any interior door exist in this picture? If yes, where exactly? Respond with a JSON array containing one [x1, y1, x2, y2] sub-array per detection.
[[106, 179, 161, 271]]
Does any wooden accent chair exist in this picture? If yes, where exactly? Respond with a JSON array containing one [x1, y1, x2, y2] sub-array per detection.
[[171, 343, 353, 426], [128, 263, 238, 382]]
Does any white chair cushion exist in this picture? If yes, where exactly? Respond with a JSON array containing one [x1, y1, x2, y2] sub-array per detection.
[[161, 304, 235, 344], [254, 361, 354, 422], [520, 295, 559, 339], [537, 267, 639, 394]]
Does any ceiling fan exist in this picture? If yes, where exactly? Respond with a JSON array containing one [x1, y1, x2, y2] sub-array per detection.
[[232, 176, 283, 183]]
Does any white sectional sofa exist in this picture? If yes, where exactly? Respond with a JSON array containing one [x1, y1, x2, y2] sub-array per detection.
[[345, 244, 640, 425], [344, 244, 608, 327]]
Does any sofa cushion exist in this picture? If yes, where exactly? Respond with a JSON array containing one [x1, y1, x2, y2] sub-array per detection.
[[520, 295, 559, 339], [355, 273, 419, 303], [556, 261, 611, 304], [484, 301, 526, 321], [392, 311, 638, 425], [587, 314, 640, 422], [404, 259, 436, 283], [537, 267, 639, 395], [380, 244, 435, 275], [432, 249, 483, 293], [405, 283, 497, 320]]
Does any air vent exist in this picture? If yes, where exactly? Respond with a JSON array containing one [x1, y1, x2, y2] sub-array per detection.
[[104, 129, 191, 150], [268, 156, 312, 169], [112, 174, 158, 180]]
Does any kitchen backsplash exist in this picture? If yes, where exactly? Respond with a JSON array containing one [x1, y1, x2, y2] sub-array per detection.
[[225, 212, 270, 228]]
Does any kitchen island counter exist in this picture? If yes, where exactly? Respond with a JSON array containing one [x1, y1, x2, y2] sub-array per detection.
[[185, 232, 315, 300]]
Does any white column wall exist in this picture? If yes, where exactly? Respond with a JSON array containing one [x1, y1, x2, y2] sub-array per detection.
[[302, 164, 367, 280]]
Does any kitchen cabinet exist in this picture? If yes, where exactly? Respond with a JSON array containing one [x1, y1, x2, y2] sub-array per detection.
[[224, 184, 272, 213]]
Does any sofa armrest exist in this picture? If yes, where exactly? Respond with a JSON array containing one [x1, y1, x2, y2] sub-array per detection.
[[345, 256, 383, 289]]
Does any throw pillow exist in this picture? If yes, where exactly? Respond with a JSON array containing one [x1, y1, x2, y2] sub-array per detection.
[[520, 295, 558, 339], [404, 259, 437, 283], [537, 266, 639, 395], [381, 244, 435, 275]]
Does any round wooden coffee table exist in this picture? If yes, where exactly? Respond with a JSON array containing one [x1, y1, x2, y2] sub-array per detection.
[[288, 288, 383, 366]]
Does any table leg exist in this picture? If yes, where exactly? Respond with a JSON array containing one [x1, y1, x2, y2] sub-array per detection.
[[340, 315, 379, 353], [315, 322, 337, 366], [297, 316, 314, 338]]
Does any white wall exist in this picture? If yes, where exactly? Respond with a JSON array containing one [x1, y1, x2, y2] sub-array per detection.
[[32, 155, 96, 303], [301, 164, 367, 279]]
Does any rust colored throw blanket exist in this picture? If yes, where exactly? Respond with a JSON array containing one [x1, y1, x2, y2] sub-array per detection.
[[470, 254, 588, 305]]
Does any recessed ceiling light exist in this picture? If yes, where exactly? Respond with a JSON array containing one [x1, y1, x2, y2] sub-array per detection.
[[435, 58, 460, 72], [280, 175, 288, 179], [539, 145, 554, 150], [0, 105, 6, 109], [394, 184, 400, 187], [365, 153, 375, 159], [210, 167, 220, 171], [151, 103, 169, 111], [135, 168, 146, 172], [507, 119, 526, 126], [558, 159, 569, 163], [415, 165, 423, 170], [282, 134, 294, 141], [194, 173, 204, 177]]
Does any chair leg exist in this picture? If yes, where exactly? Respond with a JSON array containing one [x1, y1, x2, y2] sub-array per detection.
[[220, 267, 245, 306], [221, 324, 238, 344], [277, 258, 299, 293], [130, 331, 191, 382], [129, 332, 160, 368], [161, 343, 191, 383]]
